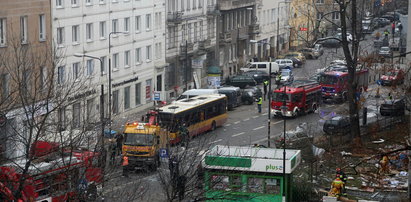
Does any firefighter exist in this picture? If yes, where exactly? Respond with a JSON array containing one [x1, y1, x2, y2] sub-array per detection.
[[336, 168, 347, 196], [276, 73, 282, 85], [122, 155, 129, 177], [256, 96, 263, 113], [329, 175, 344, 198], [379, 155, 390, 174], [263, 80, 269, 101]]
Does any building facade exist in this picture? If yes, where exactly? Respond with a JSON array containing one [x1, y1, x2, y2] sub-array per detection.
[[289, 0, 317, 50], [51, 0, 166, 129], [314, 0, 341, 37], [165, 0, 218, 97], [217, 0, 258, 78], [0, 0, 52, 159]]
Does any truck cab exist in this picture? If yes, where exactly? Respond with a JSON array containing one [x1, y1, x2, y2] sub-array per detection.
[[122, 111, 162, 171]]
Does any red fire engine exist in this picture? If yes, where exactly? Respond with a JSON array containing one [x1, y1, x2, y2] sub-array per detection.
[[319, 69, 369, 103], [271, 80, 322, 117], [0, 141, 102, 202]]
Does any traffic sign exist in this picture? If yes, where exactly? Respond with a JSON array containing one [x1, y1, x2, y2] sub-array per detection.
[[153, 91, 161, 101], [159, 148, 169, 158], [299, 27, 308, 31]]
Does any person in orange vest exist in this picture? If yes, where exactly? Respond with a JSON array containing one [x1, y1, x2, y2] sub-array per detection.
[[329, 175, 344, 198], [379, 155, 390, 174], [122, 155, 129, 177]]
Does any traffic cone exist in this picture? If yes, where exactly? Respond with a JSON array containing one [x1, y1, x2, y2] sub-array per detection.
[[375, 87, 380, 98]]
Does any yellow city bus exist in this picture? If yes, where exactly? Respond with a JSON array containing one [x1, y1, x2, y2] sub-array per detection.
[[158, 94, 228, 144]]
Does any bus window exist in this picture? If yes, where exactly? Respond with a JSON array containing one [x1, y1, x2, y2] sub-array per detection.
[[265, 178, 281, 194], [248, 177, 264, 193]]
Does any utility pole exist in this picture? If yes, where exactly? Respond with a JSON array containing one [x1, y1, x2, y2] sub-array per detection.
[[185, 40, 188, 90]]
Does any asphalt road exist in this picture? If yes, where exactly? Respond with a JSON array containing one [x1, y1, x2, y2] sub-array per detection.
[[102, 28, 393, 201]]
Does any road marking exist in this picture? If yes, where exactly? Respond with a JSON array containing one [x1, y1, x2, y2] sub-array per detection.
[[234, 121, 241, 124], [272, 120, 283, 125], [252, 126, 265, 130], [209, 139, 222, 144], [232, 132, 245, 137], [243, 118, 250, 121], [252, 115, 259, 118], [225, 123, 232, 127], [252, 138, 268, 144], [262, 113, 268, 116]]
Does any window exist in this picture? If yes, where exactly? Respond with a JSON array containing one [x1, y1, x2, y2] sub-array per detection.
[[145, 79, 152, 100], [86, 98, 94, 123], [72, 103, 81, 128], [86, 23, 93, 41], [86, 59, 94, 76], [187, 0, 190, 10], [1, 73, 9, 101], [199, 21, 203, 40], [73, 62, 80, 80], [135, 83, 141, 105], [145, 14, 151, 30], [112, 19, 118, 33], [124, 86, 130, 110], [57, 27, 64, 45], [99, 21, 106, 38], [58, 66, 65, 84], [155, 43, 162, 59], [194, 22, 197, 42], [86, 0, 92, 5], [113, 53, 119, 69], [72, 25, 80, 43], [39, 14, 46, 41], [188, 23, 192, 42], [56, 0, 63, 7], [112, 90, 119, 114], [40, 66, 47, 88], [135, 16, 141, 32], [135, 48, 141, 63], [332, 12, 340, 20], [0, 18, 6, 46], [316, 12, 323, 20], [181, 0, 185, 11], [193, 0, 196, 9], [20, 16, 28, 44], [198, 0, 202, 8], [124, 50, 130, 67], [146, 45, 151, 60], [71, 0, 78, 6], [124, 17, 130, 33], [58, 107, 66, 131], [100, 56, 106, 75], [155, 13, 162, 30], [156, 75, 162, 91], [316, 0, 324, 3]]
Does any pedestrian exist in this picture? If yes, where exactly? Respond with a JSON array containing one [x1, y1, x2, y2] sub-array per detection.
[[122, 155, 129, 177], [253, 55, 258, 62], [256, 96, 263, 113], [115, 133, 123, 156], [263, 80, 268, 101]]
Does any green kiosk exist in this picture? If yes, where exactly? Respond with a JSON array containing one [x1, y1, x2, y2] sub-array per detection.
[[202, 145, 301, 201]]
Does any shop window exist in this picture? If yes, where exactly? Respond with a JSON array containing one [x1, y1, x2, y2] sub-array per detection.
[[247, 177, 264, 193], [211, 175, 229, 190]]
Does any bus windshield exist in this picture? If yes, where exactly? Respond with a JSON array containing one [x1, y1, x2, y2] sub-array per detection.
[[319, 75, 338, 85], [272, 92, 290, 102], [124, 133, 154, 146]]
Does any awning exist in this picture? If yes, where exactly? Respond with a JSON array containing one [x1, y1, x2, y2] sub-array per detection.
[[207, 66, 221, 75]]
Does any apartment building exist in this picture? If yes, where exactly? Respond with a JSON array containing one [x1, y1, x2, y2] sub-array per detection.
[[314, 0, 341, 37], [217, 0, 258, 78], [289, 0, 317, 50], [0, 0, 52, 159], [253, 0, 291, 60], [51, 0, 167, 129], [165, 0, 218, 97]]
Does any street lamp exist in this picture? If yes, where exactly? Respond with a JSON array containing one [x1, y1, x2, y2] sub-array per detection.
[[108, 31, 128, 136], [250, 40, 272, 148], [73, 53, 105, 189], [279, 83, 287, 202], [276, 1, 291, 57]]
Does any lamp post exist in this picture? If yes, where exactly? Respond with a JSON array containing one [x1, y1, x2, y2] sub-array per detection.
[[108, 31, 127, 135], [250, 40, 272, 148], [280, 83, 287, 202], [276, 1, 291, 57], [74, 53, 105, 189]]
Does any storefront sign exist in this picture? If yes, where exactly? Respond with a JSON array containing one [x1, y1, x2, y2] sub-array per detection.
[[112, 76, 139, 88], [68, 89, 97, 102]]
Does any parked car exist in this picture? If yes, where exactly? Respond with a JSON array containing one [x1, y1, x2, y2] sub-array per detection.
[[218, 86, 242, 110], [313, 44, 324, 55], [373, 17, 391, 28], [288, 57, 303, 68], [241, 86, 262, 104], [280, 69, 294, 83], [380, 98, 405, 116], [378, 46, 393, 58], [226, 75, 257, 89], [323, 116, 351, 135], [298, 48, 321, 59], [380, 69, 405, 86], [284, 52, 306, 64], [275, 59, 294, 70], [243, 70, 270, 84], [320, 37, 341, 48], [240, 62, 279, 76], [381, 14, 395, 22]]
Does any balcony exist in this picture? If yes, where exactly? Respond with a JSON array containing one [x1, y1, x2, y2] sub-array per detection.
[[167, 12, 183, 25], [179, 42, 194, 56], [218, 0, 255, 11], [207, 5, 218, 15], [219, 32, 232, 43], [249, 24, 260, 35], [198, 39, 211, 50]]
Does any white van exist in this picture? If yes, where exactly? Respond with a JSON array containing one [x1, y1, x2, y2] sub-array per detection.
[[177, 89, 219, 100], [240, 62, 279, 75]]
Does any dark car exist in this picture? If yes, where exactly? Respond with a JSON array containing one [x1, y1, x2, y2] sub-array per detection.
[[320, 37, 341, 48], [226, 75, 257, 89], [243, 70, 270, 84], [241, 86, 262, 104], [380, 99, 405, 116], [218, 86, 242, 110], [381, 15, 395, 22], [323, 116, 351, 135]]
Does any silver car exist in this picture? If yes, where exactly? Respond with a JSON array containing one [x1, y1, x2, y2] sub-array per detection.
[[275, 59, 294, 70], [378, 46, 392, 58]]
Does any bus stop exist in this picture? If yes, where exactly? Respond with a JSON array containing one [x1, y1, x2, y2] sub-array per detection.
[[202, 145, 301, 201]]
